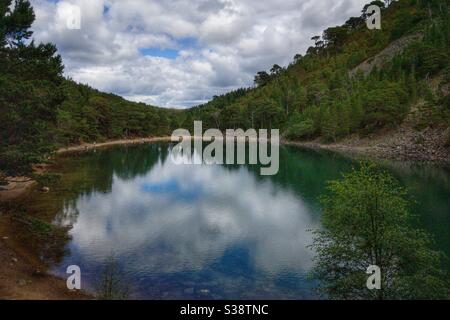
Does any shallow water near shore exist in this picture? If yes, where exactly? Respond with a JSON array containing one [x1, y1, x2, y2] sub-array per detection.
[[22, 142, 450, 299]]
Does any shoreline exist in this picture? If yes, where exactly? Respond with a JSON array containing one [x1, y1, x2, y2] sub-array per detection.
[[284, 126, 449, 164], [2, 131, 449, 202], [284, 141, 449, 164], [56, 136, 173, 154], [0, 214, 92, 299], [0, 177, 37, 203], [56, 133, 450, 164], [0, 137, 173, 203]]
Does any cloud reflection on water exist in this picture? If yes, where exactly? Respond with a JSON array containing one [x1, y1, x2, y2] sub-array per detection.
[[57, 148, 319, 295]]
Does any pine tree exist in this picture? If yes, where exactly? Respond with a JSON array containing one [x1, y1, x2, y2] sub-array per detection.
[[321, 107, 338, 142]]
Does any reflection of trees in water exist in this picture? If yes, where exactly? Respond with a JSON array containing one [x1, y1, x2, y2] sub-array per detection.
[[57, 143, 165, 197], [278, 148, 450, 258], [168, 142, 450, 246], [384, 161, 450, 258], [224, 146, 355, 212], [385, 161, 450, 186], [230, 145, 450, 258], [260, 146, 354, 204], [95, 255, 130, 300], [23, 143, 166, 267], [52, 145, 166, 220], [53, 199, 80, 227], [113, 144, 168, 180]]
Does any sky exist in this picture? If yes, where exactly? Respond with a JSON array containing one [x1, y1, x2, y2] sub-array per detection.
[[29, 0, 369, 108]]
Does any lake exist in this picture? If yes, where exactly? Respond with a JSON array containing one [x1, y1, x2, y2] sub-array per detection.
[[22, 143, 450, 299]]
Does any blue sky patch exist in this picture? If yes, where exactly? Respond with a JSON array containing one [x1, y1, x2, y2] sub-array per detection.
[[139, 47, 179, 59], [139, 37, 197, 59]]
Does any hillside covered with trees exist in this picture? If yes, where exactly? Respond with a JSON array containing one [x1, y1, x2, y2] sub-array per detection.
[[185, 0, 449, 143], [0, 0, 182, 176], [1, 0, 449, 177]]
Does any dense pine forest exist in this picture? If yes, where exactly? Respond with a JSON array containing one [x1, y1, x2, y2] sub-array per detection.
[[0, 0, 181, 176], [186, 0, 449, 140], [1, 0, 449, 177]]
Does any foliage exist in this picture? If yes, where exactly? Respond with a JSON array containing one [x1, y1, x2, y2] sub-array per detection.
[[33, 172, 61, 188], [0, 1, 64, 175], [188, 0, 449, 146], [311, 163, 450, 299], [30, 217, 52, 235], [285, 119, 315, 139], [55, 80, 178, 145], [0, 1, 181, 176]]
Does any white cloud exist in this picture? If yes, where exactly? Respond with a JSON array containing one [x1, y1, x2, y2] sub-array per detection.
[[30, 0, 369, 108]]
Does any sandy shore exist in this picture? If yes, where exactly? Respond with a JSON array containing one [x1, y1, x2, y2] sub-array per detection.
[[56, 136, 173, 154]]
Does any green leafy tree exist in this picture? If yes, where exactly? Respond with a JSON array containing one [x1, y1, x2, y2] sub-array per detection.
[[311, 163, 450, 300], [323, 26, 348, 50], [96, 256, 129, 300]]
